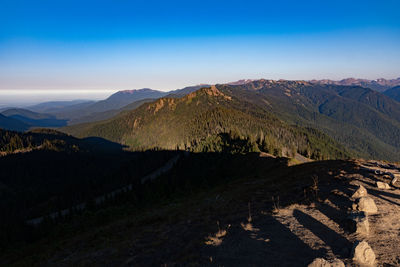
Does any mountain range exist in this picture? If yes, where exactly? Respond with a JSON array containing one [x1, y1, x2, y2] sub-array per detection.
[[310, 77, 400, 92], [63, 85, 349, 160], [2, 78, 400, 161], [60, 80, 400, 161]]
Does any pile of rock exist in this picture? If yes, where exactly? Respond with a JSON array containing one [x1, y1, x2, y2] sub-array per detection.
[[309, 184, 378, 266], [351, 185, 378, 215], [349, 185, 377, 266]]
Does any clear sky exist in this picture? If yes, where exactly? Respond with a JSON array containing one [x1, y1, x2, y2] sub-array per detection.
[[0, 0, 399, 104]]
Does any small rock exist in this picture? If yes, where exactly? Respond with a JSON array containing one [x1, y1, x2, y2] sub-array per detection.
[[352, 240, 376, 266], [352, 185, 368, 199], [308, 258, 345, 267], [391, 176, 398, 186], [308, 258, 330, 267], [354, 196, 378, 214], [346, 212, 369, 235], [376, 181, 391, 189], [330, 259, 345, 267]]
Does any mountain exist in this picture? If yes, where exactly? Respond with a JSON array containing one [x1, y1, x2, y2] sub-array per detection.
[[0, 113, 30, 131], [218, 80, 400, 160], [57, 86, 210, 125], [63, 86, 350, 160], [64, 80, 400, 161], [68, 98, 157, 125], [226, 79, 255, 85], [28, 100, 95, 113], [167, 84, 211, 97], [85, 88, 168, 113], [383, 86, 400, 102], [310, 77, 400, 92], [1, 108, 68, 127]]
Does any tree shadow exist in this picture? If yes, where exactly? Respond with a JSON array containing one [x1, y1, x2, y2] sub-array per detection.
[[293, 209, 351, 258], [203, 215, 324, 266]]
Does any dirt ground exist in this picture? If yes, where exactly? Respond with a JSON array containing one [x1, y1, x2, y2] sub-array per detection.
[[202, 160, 400, 266]]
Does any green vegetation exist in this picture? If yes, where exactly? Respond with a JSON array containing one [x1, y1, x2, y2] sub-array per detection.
[[219, 80, 400, 160], [0, 129, 178, 250], [384, 86, 400, 102], [63, 86, 350, 160]]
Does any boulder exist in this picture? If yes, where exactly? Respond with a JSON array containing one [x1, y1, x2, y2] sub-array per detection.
[[376, 181, 391, 189], [353, 196, 378, 214], [308, 258, 345, 267], [351, 185, 368, 199], [346, 212, 369, 235], [352, 240, 376, 266]]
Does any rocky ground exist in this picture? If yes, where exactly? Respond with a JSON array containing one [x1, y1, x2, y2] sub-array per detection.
[[203, 159, 400, 266]]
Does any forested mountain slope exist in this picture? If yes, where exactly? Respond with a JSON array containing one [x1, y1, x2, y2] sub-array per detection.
[[218, 80, 400, 160], [63, 86, 350, 160], [383, 86, 400, 102], [63, 80, 400, 161]]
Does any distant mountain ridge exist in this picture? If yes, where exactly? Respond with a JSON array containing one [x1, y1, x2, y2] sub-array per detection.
[[310, 77, 400, 92], [28, 100, 95, 113], [1, 108, 68, 128], [0, 107, 72, 131], [87, 88, 168, 112], [4, 78, 400, 131], [0, 113, 30, 131]]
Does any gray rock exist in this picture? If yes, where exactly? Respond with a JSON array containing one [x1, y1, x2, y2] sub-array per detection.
[[352, 240, 376, 266]]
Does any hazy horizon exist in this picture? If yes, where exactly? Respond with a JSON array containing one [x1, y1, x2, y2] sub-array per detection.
[[1, 0, 400, 106], [2, 75, 400, 108], [1, 0, 400, 98]]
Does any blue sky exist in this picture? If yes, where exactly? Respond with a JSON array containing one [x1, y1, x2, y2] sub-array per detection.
[[0, 0, 399, 103]]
